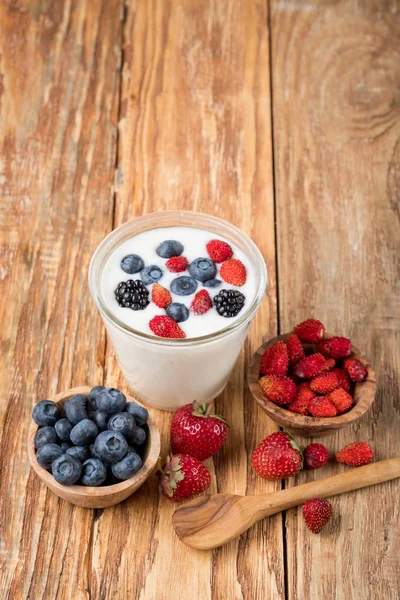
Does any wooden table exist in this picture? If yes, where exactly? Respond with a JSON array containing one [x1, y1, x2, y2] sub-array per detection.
[[1, 1, 399, 598]]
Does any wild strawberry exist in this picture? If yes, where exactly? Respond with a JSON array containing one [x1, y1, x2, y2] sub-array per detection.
[[206, 239, 233, 263], [332, 368, 351, 392], [190, 289, 212, 315], [308, 396, 337, 418], [310, 372, 339, 395], [259, 375, 296, 405], [220, 259, 246, 286], [303, 443, 329, 469], [151, 283, 172, 309], [294, 353, 325, 379], [302, 498, 332, 533], [259, 341, 289, 376], [149, 315, 186, 339], [286, 333, 305, 365], [166, 256, 189, 273], [320, 358, 336, 373], [170, 401, 227, 460], [252, 435, 302, 479], [328, 388, 353, 414], [336, 442, 374, 466], [293, 319, 325, 343], [158, 454, 211, 501], [343, 358, 367, 383], [287, 382, 315, 414], [317, 336, 351, 359]]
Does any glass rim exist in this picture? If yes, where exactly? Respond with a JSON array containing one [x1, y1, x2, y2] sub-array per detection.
[[88, 211, 268, 347]]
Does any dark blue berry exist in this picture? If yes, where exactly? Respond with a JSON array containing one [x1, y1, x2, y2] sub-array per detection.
[[94, 431, 128, 463], [108, 412, 136, 439], [96, 388, 126, 415], [34, 426, 58, 449], [55, 418, 73, 442], [188, 258, 217, 282], [64, 394, 88, 425], [89, 443, 102, 460], [87, 385, 105, 412], [80, 458, 107, 486], [32, 400, 60, 426], [203, 278, 222, 289], [111, 451, 142, 480], [60, 442, 72, 452], [120, 254, 144, 274], [141, 265, 163, 285], [52, 454, 82, 485], [130, 426, 146, 446], [90, 410, 109, 432], [156, 240, 184, 258], [165, 302, 189, 323], [70, 419, 98, 445], [170, 276, 198, 296], [66, 446, 90, 462], [36, 443, 63, 470], [124, 402, 149, 426]]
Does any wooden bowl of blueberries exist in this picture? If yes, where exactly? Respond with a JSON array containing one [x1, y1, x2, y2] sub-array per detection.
[[28, 386, 160, 508]]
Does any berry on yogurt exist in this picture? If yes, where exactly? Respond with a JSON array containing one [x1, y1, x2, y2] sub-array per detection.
[[120, 254, 144, 274], [170, 276, 198, 296], [141, 265, 164, 285], [166, 302, 189, 323], [115, 280, 150, 310], [188, 257, 217, 283], [156, 240, 184, 258]]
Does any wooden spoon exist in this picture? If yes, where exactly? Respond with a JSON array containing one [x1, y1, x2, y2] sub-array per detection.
[[173, 458, 400, 550]]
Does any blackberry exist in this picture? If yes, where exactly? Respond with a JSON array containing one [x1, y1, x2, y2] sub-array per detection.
[[214, 289, 245, 318], [115, 280, 150, 310]]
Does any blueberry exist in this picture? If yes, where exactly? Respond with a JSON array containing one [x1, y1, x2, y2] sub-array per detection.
[[55, 418, 73, 442], [52, 454, 82, 485], [203, 278, 222, 289], [36, 443, 63, 470], [124, 402, 149, 426], [165, 302, 189, 323], [64, 394, 88, 425], [32, 400, 60, 426], [170, 276, 198, 296], [66, 446, 90, 462], [96, 388, 126, 415], [89, 443, 101, 460], [108, 412, 136, 439], [70, 419, 98, 445], [188, 258, 217, 282], [90, 410, 109, 432], [94, 431, 129, 464], [141, 265, 163, 285], [34, 426, 58, 449], [60, 442, 73, 452], [156, 240, 184, 258], [87, 386, 105, 413], [120, 254, 144, 274], [80, 458, 107, 486], [111, 451, 143, 480], [130, 426, 147, 446]]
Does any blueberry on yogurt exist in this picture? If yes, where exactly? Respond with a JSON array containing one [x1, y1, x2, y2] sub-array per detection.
[[80, 458, 107, 486], [165, 302, 189, 323], [32, 400, 60, 426], [120, 254, 144, 274], [188, 258, 217, 283], [141, 265, 163, 285], [203, 278, 222, 289], [52, 454, 82, 485], [156, 240, 184, 258], [170, 276, 198, 296]]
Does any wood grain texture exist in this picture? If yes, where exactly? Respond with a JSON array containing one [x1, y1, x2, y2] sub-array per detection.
[[270, 0, 400, 598]]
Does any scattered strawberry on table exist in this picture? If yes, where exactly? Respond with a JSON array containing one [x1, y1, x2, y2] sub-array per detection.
[[251, 432, 303, 479], [158, 454, 211, 501], [302, 498, 333, 533], [303, 443, 329, 469], [336, 442, 374, 466]]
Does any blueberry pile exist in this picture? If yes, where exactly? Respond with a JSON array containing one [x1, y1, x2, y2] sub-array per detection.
[[32, 387, 149, 486]]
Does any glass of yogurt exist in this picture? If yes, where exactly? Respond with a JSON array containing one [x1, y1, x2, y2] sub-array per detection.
[[89, 211, 267, 410]]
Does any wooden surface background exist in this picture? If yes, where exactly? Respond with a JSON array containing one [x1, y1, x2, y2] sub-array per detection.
[[0, 1, 399, 599]]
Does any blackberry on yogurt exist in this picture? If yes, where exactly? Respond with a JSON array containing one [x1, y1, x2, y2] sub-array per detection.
[[214, 289, 245, 318], [115, 280, 150, 310]]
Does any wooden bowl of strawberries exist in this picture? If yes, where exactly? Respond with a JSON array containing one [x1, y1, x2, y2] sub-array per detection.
[[247, 319, 376, 437]]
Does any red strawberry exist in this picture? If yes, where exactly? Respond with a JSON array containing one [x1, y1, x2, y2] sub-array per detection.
[[308, 396, 337, 418], [302, 498, 332, 533], [293, 319, 325, 343], [220, 259, 246, 286], [286, 333, 305, 365], [170, 401, 227, 460], [151, 283, 172, 309], [190, 289, 212, 315], [287, 382, 315, 415], [343, 358, 367, 383], [320, 358, 336, 373], [149, 315, 186, 339], [332, 368, 351, 392], [294, 353, 326, 379], [310, 372, 339, 395], [259, 341, 289, 376], [259, 375, 296, 405], [206, 239, 233, 263], [328, 388, 353, 414], [258, 431, 293, 450], [336, 442, 374, 466], [303, 443, 329, 469], [158, 454, 211, 501], [252, 435, 302, 479], [166, 256, 189, 273], [317, 336, 351, 359]]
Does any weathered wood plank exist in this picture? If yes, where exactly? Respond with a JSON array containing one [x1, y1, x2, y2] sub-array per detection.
[[0, 1, 122, 598], [270, 1, 400, 598]]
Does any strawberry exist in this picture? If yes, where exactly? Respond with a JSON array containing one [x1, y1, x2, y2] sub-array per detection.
[[287, 382, 315, 415], [332, 368, 351, 392], [308, 396, 337, 418], [293, 319, 325, 343], [170, 401, 227, 460], [320, 358, 336, 373], [252, 435, 302, 479], [294, 353, 326, 379], [259, 341, 289, 376], [343, 358, 367, 383], [166, 256, 189, 273], [303, 443, 329, 469], [158, 454, 211, 501], [286, 333, 305, 365], [328, 388, 353, 414], [258, 431, 293, 450], [336, 442, 374, 466], [206, 239, 233, 263], [190, 289, 212, 315], [310, 372, 339, 395], [302, 498, 332, 533], [151, 283, 172, 309], [317, 336, 351, 359], [259, 375, 297, 405], [220, 259, 247, 286], [149, 315, 186, 339]]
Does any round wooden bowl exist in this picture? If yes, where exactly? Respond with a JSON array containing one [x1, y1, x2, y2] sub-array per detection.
[[247, 334, 376, 438], [28, 386, 161, 508]]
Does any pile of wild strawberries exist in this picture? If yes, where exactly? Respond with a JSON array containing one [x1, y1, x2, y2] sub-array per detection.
[[258, 319, 368, 417]]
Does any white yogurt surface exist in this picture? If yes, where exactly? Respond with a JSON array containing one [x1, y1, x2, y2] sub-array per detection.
[[100, 226, 257, 339]]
